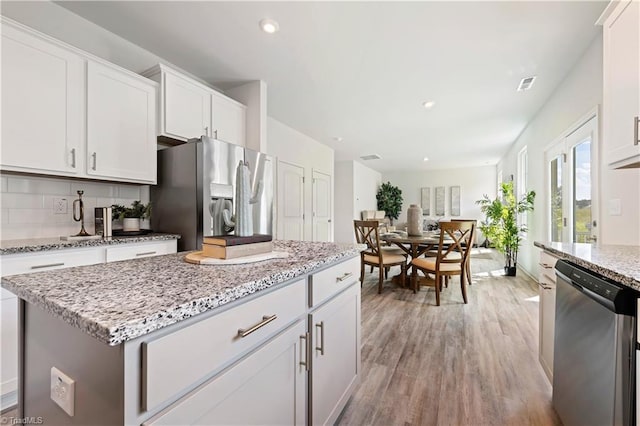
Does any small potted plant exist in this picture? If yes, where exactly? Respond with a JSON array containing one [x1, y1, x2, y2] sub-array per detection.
[[376, 182, 403, 225], [111, 201, 152, 232], [476, 182, 535, 276]]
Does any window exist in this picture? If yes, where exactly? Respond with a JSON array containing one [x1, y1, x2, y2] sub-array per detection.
[[517, 147, 528, 236], [544, 113, 598, 243]]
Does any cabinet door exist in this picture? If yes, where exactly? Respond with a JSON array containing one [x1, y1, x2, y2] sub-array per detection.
[[604, 0, 640, 167], [0, 296, 18, 411], [1, 22, 83, 175], [163, 72, 211, 140], [310, 283, 361, 426], [86, 61, 157, 183], [538, 277, 556, 382], [144, 320, 307, 426], [212, 92, 246, 146]]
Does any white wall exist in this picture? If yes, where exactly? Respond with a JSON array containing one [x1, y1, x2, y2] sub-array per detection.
[[382, 166, 497, 226], [267, 117, 334, 241], [0, 175, 148, 240], [497, 34, 639, 278], [334, 161, 382, 243]]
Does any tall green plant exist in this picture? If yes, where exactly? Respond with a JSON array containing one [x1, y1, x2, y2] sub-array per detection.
[[376, 182, 403, 224], [476, 182, 535, 274]]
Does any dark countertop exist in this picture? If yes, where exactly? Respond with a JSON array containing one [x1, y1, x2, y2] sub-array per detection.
[[0, 233, 181, 255], [1, 240, 363, 345], [534, 241, 640, 291]]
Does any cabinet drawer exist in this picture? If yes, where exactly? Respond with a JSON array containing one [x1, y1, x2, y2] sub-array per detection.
[[539, 251, 559, 282], [0, 247, 104, 277], [143, 279, 306, 411], [105, 240, 176, 262], [310, 257, 360, 307]]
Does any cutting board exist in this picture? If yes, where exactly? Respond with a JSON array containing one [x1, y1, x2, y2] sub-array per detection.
[[184, 251, 289, 265]]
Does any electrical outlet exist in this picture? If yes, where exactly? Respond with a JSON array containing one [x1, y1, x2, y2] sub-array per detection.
[[51, 367, 75, 416], [53, 197, 68, 214]]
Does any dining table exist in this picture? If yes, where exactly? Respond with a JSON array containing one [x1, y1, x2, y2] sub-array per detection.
[[380, 231, 452, 292]]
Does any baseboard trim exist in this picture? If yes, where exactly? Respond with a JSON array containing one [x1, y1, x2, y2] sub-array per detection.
[[0, 390, 17, 413]]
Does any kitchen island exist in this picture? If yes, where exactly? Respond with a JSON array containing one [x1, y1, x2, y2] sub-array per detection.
[[1, 240, 364, 425]]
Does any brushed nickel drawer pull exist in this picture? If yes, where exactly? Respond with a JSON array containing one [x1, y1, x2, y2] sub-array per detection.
[[136, 251, 157, 257], [237, 314, 277, 338], [70, 148, 76, 168], [336, 272, 353, 282], [634, 116, 639, 146], [300, 332, 310, 371], [31, 262, 64, 270], [538, 263, 553, 269], [315, 321, 325, 355], [91, 152, 97, 170], [537, 281, 553, 290]]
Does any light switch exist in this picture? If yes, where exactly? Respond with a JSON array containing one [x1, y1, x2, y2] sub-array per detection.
[[608, 199, 622, 216]]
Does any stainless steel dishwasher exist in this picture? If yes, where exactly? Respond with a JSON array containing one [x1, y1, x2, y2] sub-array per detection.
[[553, 260, 635, 426]]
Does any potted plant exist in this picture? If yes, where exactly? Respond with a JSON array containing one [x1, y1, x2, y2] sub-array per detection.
[[376, 182, 403, 225], [111, 201, 152, 232], [476, 182, 535, 276]]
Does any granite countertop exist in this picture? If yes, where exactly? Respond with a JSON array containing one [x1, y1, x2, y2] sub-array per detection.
[[534, 241, 640, 291], [1, 240, 363, 346], [0, 233, 181, 255]]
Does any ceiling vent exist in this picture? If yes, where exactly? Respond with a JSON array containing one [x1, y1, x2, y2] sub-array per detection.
[[517, 76, 537, 91], [360, 154, 382, 161]]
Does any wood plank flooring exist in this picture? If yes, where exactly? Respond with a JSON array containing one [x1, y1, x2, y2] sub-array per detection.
[[336, 248, 562, 426], [1, 249, 561, 426]]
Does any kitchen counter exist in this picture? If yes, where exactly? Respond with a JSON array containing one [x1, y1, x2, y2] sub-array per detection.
[[0, 233, 181, 255], [534, 241, 640, 291], [1, 240, 363, 345]]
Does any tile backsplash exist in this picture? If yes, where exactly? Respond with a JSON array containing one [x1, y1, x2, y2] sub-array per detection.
[[0, 174, 150, 240]]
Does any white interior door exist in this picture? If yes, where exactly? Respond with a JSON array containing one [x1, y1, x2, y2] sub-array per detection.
[[312, 170, 332, 242], [277, 161, 305, 241], [545, 114, 599, 243]]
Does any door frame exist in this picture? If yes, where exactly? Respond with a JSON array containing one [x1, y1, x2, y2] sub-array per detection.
[[311, 169, 332, 242], [276, 160, 305, 241]]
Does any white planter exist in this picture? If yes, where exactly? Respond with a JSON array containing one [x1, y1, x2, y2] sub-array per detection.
[[123, 218, 141, 232]]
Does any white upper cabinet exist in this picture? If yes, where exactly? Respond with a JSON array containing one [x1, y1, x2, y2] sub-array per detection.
[[601, 0, 640, 168], [1, 21, 83, 175], [0, 18, 158, 184], [144, 64, 247, 146], [163, 70, 212, 141], [212, 91, 246, 146], [87, 61, 157, 183]]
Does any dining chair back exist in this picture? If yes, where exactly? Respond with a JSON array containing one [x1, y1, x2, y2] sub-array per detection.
[[411, 220, 475, 305], [451, 219, 477, 285], [354, 220, 407, 294]]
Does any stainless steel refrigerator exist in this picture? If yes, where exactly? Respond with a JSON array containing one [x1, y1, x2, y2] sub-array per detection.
[[151, 136, 274, 251]]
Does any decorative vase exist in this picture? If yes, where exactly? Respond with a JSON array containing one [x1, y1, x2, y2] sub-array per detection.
[[407, 204, 423, 236], [222, 161, 264, 237], [123, 218, 140, 232]]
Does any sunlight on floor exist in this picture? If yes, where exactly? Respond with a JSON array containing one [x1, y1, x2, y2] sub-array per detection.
[[526, 295, 540, 303]]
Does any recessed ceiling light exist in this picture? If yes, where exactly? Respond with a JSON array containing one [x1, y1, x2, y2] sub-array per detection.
[[423, 157, 429, 162], [360, 154, 382, 161], [259, 18, 279, 34], [333, 136, 343, 142], [517, 76, 536, 91], [422, 101, 436, 109]]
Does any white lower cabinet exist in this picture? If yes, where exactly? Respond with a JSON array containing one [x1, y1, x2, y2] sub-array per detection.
[[144, 320, 308, 426], [0, 295, 18, 410], [538, 251, 559, 382], [310, 283, 361, 426]]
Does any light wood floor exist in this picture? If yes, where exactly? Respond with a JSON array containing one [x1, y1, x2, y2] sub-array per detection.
[[336, 248, 561, 426], [1, 249, 560, 426]]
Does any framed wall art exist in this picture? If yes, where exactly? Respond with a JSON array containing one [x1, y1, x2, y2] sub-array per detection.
[[435, 186, 445, 216], [450, 186, 461, 216], [420, 187, 430, 215]]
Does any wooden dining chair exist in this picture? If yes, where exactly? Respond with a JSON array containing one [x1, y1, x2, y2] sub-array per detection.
[[451, 219, 477, 285], [354, 220, 408, 294], [411, 221, 475, 305]]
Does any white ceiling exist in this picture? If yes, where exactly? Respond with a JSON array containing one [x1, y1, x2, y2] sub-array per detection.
[[58, 1, 606, 171]]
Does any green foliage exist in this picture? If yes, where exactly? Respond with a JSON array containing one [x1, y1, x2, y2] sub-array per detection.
[[376, 182, 403, 222], [111, 201, 152, 220], [476, 182, 535, 269]]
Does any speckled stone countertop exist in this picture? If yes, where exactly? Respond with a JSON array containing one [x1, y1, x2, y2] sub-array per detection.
[[534, 241, 640, 291], [1, 240, 363, 345], [0, 233, 181, 255]]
